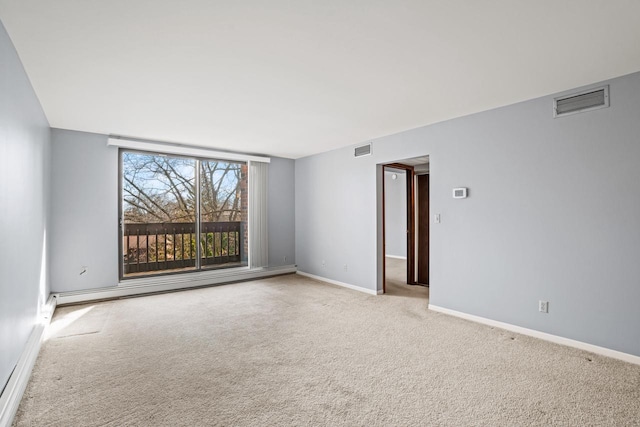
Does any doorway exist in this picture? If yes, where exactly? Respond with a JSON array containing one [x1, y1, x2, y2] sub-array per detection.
[[381, 156, 430, 294]]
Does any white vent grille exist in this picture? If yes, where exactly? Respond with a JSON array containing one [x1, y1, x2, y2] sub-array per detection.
[[354, 143, 372, 157], [554, 86, 609, 118]]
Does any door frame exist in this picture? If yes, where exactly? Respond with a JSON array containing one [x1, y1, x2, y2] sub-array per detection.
[[382, 163, 416, 292]]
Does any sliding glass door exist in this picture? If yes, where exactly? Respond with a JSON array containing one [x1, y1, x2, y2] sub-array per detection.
[[120, 150, 248, 279], [199, 159, 247, 269]]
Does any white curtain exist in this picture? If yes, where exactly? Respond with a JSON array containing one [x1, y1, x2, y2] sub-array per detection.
[[249, 161, 268, 268]]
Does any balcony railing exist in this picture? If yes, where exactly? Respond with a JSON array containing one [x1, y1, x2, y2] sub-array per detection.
[[123, 221, 244, 275]]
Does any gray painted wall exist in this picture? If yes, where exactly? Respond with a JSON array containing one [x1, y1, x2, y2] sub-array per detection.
[[49, 129, 295, 292], [384, 171, 406, 258], [0, 21, 51, 390], [268, 157, 295, 267], [49, 129, 119, 292], [296, 71, 640, 357]]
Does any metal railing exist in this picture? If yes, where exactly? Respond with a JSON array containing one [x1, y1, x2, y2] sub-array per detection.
[[123, 221, 243, 275]]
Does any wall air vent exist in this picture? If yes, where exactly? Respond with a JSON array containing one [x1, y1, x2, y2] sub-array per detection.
[[554, 86, 609, 118], [354, 143, 372, 158]]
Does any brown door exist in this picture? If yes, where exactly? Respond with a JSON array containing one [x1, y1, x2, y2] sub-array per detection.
[[417, 174, 429, 285]]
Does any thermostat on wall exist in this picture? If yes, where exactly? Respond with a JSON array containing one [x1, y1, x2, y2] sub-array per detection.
[[453, 188, 468, 199]]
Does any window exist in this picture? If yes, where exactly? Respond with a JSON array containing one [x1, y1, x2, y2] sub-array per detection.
[[120, 150, 248, 278]]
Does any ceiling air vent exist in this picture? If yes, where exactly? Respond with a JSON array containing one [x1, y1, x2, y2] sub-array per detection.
[[354, 143, 372, 158], [554, 86, 609, 118]]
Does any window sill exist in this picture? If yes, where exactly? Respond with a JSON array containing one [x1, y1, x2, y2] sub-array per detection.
[[119, 265, 252, 287]]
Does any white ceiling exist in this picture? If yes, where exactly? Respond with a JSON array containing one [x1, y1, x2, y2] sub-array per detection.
[[1, 1, 640, 159]]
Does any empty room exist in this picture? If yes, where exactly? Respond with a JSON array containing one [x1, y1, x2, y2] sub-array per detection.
[[1, 1, 640, 426]]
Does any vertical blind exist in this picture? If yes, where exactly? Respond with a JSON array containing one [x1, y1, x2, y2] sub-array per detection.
[[249, 161, 268, 268]]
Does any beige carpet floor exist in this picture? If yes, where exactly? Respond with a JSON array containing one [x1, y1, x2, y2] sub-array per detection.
[[14, 271, 640, 426]]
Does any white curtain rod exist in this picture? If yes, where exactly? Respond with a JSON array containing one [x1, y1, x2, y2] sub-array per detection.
[[107, 136, 271, 163]]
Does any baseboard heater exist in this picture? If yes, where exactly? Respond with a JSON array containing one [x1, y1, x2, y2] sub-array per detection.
[[54, 265, 297, 305]]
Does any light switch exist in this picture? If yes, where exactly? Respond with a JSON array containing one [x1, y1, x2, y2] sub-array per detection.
[[434, 214, 441, 224]]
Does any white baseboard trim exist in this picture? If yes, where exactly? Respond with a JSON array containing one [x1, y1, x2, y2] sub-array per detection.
[[428, 304, 640, 366], [296, 271, 382, 295], [385, 255, 407, 260], [0, 295, 57, 427], [54, 265, 297, 305]]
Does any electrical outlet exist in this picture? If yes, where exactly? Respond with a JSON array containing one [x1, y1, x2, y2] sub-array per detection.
[[434, 214, 441, 224], [539, 300, 549, 313], [343, 264, 348, 272], [322, 260, 326, 268], [284, 256, 287, 263], [80, 266, 88, 276]]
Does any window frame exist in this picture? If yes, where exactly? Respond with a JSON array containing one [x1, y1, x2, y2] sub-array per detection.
[[118, 148, 248, 281]]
